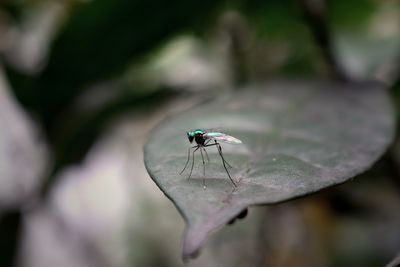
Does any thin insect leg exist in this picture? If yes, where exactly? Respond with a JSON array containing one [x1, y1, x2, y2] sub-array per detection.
[[203, 140, 211, 162], [216, 142, 237, 187], [216, 143, 233, 168], [202, 147, 210, 162], [199, 147, 206, 188], [204, 142, 233, 168], [204, 142, 237, 187], [180, 145, 197, 175], [207, 138, 232, 167], [180, 147, 191, 175], [199, 147, 205, 176], [188, 146, 199, 179]]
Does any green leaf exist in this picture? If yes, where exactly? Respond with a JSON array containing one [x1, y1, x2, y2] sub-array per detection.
[[143, 80, 395, 260]]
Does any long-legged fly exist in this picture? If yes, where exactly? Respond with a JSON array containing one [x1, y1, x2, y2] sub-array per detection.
[[179, 129, 242, 188]]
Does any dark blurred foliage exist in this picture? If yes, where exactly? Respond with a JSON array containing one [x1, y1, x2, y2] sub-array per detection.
[[0, 0, 399, 266], [10, 1, 221, 127], [6, 0, 222, 141], [0, 211, 21, 267]]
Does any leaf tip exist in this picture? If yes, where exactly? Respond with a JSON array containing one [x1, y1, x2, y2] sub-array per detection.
[[181, 224, 207, 262]]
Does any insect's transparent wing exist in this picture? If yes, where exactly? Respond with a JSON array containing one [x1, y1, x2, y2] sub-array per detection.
[[214, 135, 242, 144], [203, 128, 223, 134], [204, 132, 242, 144]]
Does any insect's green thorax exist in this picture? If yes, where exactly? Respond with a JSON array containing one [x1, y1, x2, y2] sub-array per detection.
[[188, 129, 205, 137]]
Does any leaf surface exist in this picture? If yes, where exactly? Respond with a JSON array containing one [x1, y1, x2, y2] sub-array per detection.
[[143, 80, 395, 259]]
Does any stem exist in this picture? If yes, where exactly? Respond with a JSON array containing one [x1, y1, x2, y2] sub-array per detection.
[[300, 0, 349, 81], [219, 11, 251, 87]]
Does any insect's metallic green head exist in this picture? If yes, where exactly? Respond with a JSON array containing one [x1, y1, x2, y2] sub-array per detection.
[[187, 131, 195, 143]]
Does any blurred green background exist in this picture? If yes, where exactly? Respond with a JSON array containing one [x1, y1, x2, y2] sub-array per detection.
[[0, 0, 399, 266]]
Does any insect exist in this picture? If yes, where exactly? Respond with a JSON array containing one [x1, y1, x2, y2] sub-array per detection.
[[179, 129, 242, 188]]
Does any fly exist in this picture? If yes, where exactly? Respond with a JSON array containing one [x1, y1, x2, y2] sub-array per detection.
[[179, 129, 242, 188]]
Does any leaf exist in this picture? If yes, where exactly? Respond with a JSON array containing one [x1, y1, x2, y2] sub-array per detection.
[[143, 80, 395, 260]]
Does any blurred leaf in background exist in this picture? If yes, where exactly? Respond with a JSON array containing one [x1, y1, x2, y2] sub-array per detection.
[[0, 66, 48, 209], [8, 0, 223, 130], [237, 0, 325, 77], [328, 0, 400, 82]]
